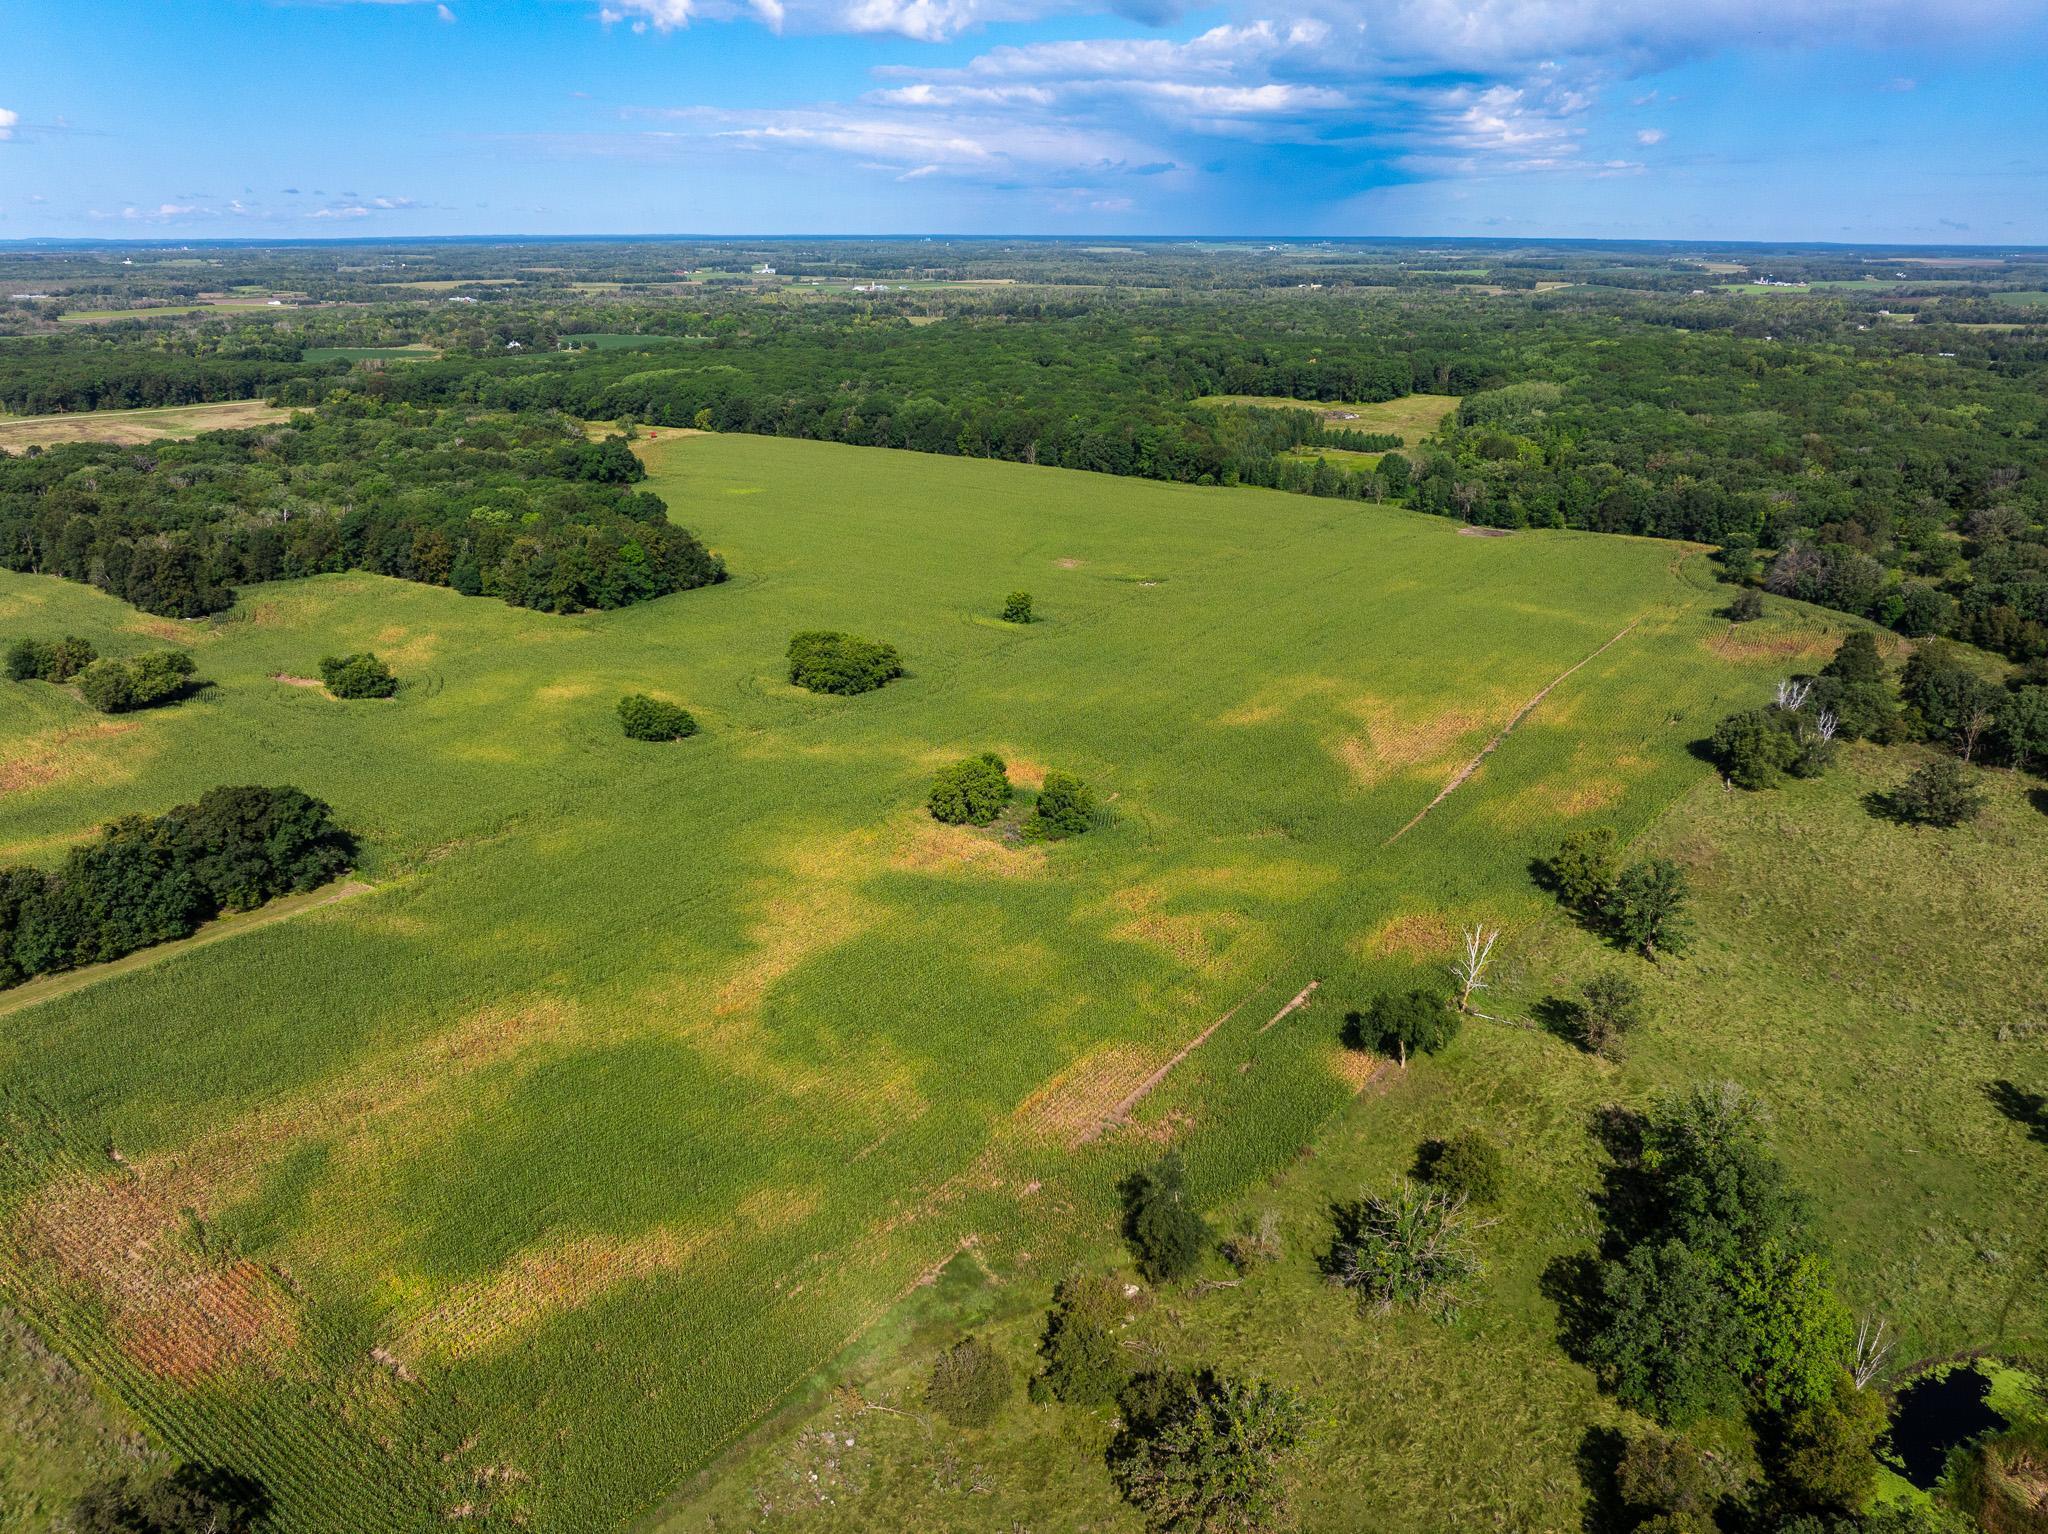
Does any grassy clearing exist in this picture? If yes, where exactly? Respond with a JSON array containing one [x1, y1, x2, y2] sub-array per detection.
[[562, 333, 707, 350], [0, 400, 294, 451], [1193, 393, 1461, 444], [659, 743, 2048, 1534], [0, 433, 1802, 1531], [55, 305, 211, 325], [0, 1306, 158, 1530], [300, 345, 439, 364]]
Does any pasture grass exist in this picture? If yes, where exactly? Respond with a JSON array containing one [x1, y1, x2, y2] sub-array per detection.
[[0, 400, 294, 451], [0, 432, 1805, 1532], [656, 744, 2048, 1534]]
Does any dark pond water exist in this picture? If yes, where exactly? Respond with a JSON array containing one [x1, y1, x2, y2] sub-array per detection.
[[1887, 1364, 2010, 1489]]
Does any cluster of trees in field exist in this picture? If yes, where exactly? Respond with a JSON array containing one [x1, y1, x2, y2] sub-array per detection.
[[0, 332, 337, 415], [1709, 626, 2048, 825], [0, 400, 725, 617], [8, 634, 203, 712], [0, 785, 354, 989]]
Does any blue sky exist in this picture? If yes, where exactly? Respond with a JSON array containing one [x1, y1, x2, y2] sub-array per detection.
[[3, 0, 2045, 241]]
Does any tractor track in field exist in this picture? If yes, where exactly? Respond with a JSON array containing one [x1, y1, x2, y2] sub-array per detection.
[[1382, 615, 1646, 847]]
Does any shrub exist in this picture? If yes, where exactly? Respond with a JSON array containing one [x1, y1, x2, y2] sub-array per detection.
[[786, 630, 902, 695], [1002, 591, 1034, 624], [69, 1464, 269, 1534], [1030, 771, 1095, 837], [1122, 1151, 1211, 1285], [6, 634, 96, 682], [1945, 1419, 2048, 1534], [1885, 758, 1987, 828], [928, 753, 1011, 825], [1345, 988, 1459, 1067], [1324, 1178, 1482, 1314], [1035, 1270, 1132, 1406], [1615, 1429, 1733, 1534], [1106, 1368, 1307, 1534], [1767, 1374, 1887, 1518], [925, 1336, 1013, 1428], [618, 693, 698, 742], [1728, 588, 1766, 623], [1415, 1131, 1504, 1205], [1221, 1209, 1283, 1272], [76, 651, 198, 713], [1575, 970, 1650, 1058], [319, 651, 398, 699]]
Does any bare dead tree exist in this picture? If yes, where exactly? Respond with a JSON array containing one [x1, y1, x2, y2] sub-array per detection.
[[1814, 708, 1839, 744], [1774, 678, 1813, 711], [1450, 925, 1500, 1013], [1960, 705, 1995, 764], [1851, 1315, 1895, 1389]]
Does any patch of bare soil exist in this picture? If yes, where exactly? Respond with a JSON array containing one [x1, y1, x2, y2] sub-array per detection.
[[1364, 912, 1457, 960], [1458, 526, 1513, 538], [272, 673, 325, 689], [1383, 615, 1644, 846]]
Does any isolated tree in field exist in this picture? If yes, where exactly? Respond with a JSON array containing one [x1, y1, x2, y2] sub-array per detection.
[[786, 630, 903, 695], [1122, 1151, 1211, 1285], [1575, 970, 1650, 1058], [925, 1336, 1013, 1428], [617, 693, 698, 742], [1449, 923, 1499, 1012], [927, 753, 1011, 825], [1346, 988, 1459, 1067], [1106, 1368, 1308, 1534], [1415, 1130, 1504, 1205], [319, 651, 398, 699], [1885, 757, 1986, 828], [6, 634, 96, 683], [1727, 587, 1765, 623], [1323, 1178, 1483, 1314], [1712, 707, 1802, 789], [1541, 826, 1618, 913], [1606, 859, 1691, 958], [1822, 630, 1884, 686], [1002, 590, 1034, 624], [1035, 1270, 1131, 1406], [1031, 771, 1095, 837], [76, 651, 199, 714]]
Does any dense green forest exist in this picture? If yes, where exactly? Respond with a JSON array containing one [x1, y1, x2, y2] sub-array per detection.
[[0, 402, 725, 616]]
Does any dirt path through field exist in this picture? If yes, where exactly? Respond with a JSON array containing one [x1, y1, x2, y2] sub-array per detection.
[[1078, 984, 1268, 1143], [1382, 616, 1645, 846], [0, 880, 373, 1019]]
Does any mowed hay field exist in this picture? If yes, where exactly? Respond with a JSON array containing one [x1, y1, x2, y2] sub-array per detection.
[[0, 400, 295, 451], [0, 433, 1806, 1531]]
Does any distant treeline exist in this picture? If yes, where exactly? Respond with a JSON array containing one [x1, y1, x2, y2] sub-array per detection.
[[0, 402, 726, 618], [0, 785, 355, 990]]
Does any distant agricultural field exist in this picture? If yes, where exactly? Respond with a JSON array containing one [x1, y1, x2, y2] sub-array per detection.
[[0, 434, 1795, 1532], [1194, 391, 1461, 443], [0, 399, 295, 450]]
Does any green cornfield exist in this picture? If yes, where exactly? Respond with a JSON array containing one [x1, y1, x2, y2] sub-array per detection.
[[0, 433, 1816, 1530]]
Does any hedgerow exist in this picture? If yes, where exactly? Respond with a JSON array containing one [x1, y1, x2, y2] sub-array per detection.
[[0, 785, 355, 989]]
